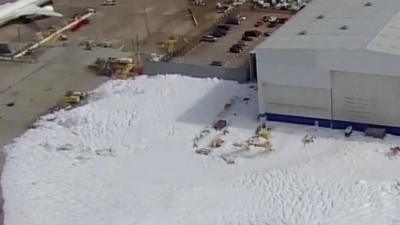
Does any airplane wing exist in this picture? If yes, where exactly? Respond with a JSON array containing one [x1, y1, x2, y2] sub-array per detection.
[[16, 5, 63, 18]]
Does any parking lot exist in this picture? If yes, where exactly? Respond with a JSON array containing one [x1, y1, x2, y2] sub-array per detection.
[[171, 9, 292, 68], [0, 0, 227, 54]]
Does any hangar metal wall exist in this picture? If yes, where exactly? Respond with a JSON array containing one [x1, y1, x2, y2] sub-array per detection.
[[332, 71, 400, 127], [262, 82, 332, 119], [255, 48, 400, 133], [255, 49, 331, 89]]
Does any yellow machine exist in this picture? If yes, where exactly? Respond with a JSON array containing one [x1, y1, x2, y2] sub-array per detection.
[[257, 128, 272, 139], [47, 33, 61, 44], [58, 91, 87, 108], [69, 91, 86, 98], [165, 37, 178, 54], [89, 57, 139, 79], [64, 95, 81, 104], [120, 63, 135, 79]]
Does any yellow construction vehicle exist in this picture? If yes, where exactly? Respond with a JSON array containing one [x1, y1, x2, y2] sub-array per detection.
[[89, 57, 138, 78], [111, 57, 136, 79], [47, 33, 61, 44], [165, 37, 178, 54], [66, 91, 87, 99], [58, 91, 87, 109], [257, 128, 272, 139], [64, 95, 81, 104], [120, 63, 135, 79]]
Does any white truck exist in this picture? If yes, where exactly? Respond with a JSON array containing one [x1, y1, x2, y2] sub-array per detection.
[[102, 0, 117, 6], [193, 0, 206, 6], [253, 0, 271, 8]]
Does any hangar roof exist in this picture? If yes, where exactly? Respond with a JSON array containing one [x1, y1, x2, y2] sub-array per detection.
[[257, 0, 400, 54]]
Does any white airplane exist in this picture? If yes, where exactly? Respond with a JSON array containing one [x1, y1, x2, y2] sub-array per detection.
[[0, 0, 63, 26]]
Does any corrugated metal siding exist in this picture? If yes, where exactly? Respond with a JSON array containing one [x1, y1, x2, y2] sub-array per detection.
[[331, 71, 400, 127], [262, 82, 332, 119]]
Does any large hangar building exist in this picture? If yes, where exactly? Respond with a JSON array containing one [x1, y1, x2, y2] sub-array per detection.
[[255, 0, 400, 134]]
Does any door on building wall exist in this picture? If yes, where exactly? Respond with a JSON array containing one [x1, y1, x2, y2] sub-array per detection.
[[331, 71, 400, 127], [249, 53, 257, 81]]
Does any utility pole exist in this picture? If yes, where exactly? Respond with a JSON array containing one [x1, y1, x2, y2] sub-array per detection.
[[136, 34, 141, 65], [143, 7, 151, 37], [17, 27, 21, 50], [97, 14, 102, 42], [131, 38, 135, 53]]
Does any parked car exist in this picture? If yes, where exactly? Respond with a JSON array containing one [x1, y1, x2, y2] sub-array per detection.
[[232, 1, 244, 6], [201, 35, 217, 42], [236, 40, 247, 47], [192, 0, 206, 6], [267, 22, 276, 28], [254, 20, 264, 27], [212, 31, 224, 38], [216, 3, 230, 10], [268, 16, 278, 22], [216, 4, 231, 13], [229, 46, 241, 53], [217, 8, 226, 13], [102, 0, 117, 5], [231, 44, 244, 51], [225, 17, 240, 25], [241, 35, 253, 41], [213, 29, 227, 37], [210, 61, 223, 66], [264, 31, 271, 37], [217, 24, 231, 31], [277, 17, 288, 24], [244, 30, 261, 37]]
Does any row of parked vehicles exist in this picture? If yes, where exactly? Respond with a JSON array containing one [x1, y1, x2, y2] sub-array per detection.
[[257, 15, 288, 28], [228, 15, 288, 53], [203, 14, 289, 65], [229, 30, 262, 53], [200, 25, 229, 42], [200, 16, 247, 42], [201, 16, 245, 66]]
